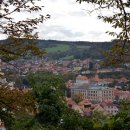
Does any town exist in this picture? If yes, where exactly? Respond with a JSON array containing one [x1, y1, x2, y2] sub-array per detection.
[[1, 57, 130, 119]]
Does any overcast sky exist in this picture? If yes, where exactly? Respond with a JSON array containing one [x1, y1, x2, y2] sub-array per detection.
[[1, 0, 118, 41], [38, 0, 117, 42]]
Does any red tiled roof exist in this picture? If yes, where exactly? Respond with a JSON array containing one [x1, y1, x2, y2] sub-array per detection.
[[66, 98, 76, 105], [76, 75, 88, 80], [114, 90, 130, 99]]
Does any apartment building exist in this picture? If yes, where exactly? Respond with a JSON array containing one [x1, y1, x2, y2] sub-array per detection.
[[71, 83, 115, 102]]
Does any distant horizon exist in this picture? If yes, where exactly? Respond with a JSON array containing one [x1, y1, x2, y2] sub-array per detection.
[[38, 39, 112, 42], [0, 38, 112, 43]]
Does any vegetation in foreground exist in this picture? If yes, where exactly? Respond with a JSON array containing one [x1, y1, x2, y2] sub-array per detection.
[[1, 72, 130, 130]]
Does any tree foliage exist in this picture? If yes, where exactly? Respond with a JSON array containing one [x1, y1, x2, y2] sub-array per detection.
[[28, 72, 66, 127], [0, 86, 36, 129], [11, 116, 43, 130], [72, 93, 83, 104], [77, 0, 130, 65], [0, 1, 49, 127], [59, 109, 84, 130], [0, 0, 50, 62]]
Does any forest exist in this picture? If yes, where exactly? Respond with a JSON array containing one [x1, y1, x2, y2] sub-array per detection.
[[0, 39, 113, 60], [38, 40, 113, 60]]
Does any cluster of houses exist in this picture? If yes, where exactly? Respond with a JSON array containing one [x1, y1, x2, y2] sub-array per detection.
[[66, 75, 130, 116], [0, 58, 127, 75], [1, 58, 130, 120], [66, 98, 119, 116], [69, 75, 130, 101]]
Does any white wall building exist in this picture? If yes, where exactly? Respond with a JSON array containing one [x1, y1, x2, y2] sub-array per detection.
[[71, 83, 114, 102]]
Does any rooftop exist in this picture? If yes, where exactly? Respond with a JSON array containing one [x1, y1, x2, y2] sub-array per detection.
[[71, 83, 109, 90]]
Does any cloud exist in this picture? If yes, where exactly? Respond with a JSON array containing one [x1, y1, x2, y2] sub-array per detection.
[[39, 25, 84, 40], [68, 10, 87, 17], [0, 0, 117, 41], [38, 0, 117, 41], [88, 31, 104, 37]]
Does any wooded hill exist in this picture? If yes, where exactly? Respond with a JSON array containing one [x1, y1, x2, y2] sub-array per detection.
[[0, 39, 113, 60], [38, 40, 113, 60]]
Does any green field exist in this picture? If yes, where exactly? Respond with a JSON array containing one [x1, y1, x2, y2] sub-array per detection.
[[77, 45, 91, 49], [46, 44, 70, 53]]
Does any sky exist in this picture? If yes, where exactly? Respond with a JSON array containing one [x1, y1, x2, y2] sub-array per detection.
[[38, 0, 118, 42], [1, 0, 118, 42]]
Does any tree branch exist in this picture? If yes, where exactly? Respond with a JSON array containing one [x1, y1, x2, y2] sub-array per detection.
[[2, 0, 29, 17], [118, 0, 129, 50]]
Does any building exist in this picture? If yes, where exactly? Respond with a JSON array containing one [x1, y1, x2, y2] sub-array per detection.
[[66, 98, 83, 115], [76, 75, 90, 85], [71, 83, 114, 102], [114, 90, 130, 100], [101, 101, 119, 115], [71, 84, 89, 99]]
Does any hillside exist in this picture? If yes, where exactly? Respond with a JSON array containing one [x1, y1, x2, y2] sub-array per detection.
[[38, 40, 113, 60], [0, 39, 113, 60]]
